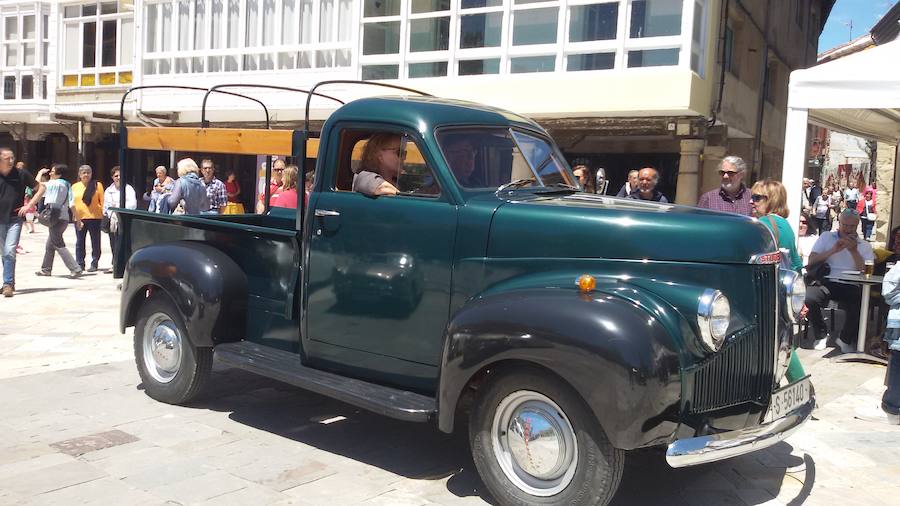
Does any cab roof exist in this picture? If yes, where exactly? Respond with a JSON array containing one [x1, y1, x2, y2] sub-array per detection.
[[325, 95, 545, 134]]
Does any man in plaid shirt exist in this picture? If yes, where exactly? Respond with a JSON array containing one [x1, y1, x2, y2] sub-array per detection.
[[697, 156, 752, 216], [200, 159, 227, 214]]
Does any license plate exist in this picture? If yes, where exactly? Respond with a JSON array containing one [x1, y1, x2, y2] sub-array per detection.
[[764, 376, 811, 423]]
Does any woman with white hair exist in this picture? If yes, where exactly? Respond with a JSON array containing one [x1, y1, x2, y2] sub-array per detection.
[[144, 165, 174, 213], [72, 164, 104, 271], [165, 158, 209, 214]]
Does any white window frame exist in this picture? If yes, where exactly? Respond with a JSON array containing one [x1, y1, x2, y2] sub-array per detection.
[[59, 0, 134, 89], [0, 2, 50, 101], [143, 0, 354, 76]]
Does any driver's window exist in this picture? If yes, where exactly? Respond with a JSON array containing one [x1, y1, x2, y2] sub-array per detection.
[[339, 129, 440, 198]]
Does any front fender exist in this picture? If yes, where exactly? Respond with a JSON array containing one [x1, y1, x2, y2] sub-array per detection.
[[438, 287, 683, 450], [120, 241, 248, 347]]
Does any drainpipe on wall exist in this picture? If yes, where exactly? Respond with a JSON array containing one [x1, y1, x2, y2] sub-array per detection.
[[751, 0, 772, 179]]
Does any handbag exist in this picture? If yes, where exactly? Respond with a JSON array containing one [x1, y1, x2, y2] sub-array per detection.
[[37, 206, 60, 227], [101, 215, 111, 233]]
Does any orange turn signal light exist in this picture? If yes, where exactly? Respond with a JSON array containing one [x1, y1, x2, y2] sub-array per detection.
[[577, 274, 596, 293]]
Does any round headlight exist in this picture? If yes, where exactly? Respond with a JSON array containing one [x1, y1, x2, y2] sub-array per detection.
[[782, 271, 806, 323], [697, 289, 731, 351]]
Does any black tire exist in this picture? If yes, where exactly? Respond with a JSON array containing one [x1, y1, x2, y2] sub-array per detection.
[[469, 368, 624, 506], [134, 296, 212, 404]]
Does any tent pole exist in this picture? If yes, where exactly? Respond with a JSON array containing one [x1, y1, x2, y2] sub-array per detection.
[[782, 107, 810, 236]]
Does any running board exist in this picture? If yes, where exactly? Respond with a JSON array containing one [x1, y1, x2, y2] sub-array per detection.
[[214, 342, 436, 422]]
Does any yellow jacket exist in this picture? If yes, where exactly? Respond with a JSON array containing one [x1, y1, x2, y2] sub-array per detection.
[[72, 181, 105, 220]]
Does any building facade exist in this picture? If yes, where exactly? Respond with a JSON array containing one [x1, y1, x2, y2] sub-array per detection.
[[0, 0, 833, 204]]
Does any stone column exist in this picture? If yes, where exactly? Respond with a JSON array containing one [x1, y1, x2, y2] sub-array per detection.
[[701, 145, 728, 195], [880, 143, 898, 243], [674, 139, 706, 205]]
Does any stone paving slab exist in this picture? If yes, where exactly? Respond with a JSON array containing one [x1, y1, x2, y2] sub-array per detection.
[[2, 225, 900, 505]]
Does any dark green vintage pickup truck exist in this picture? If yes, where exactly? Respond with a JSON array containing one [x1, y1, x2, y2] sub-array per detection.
[[115, 84, 812, 505]]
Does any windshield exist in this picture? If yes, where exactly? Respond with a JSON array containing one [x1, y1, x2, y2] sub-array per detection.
[[435, 127, 576, 190]]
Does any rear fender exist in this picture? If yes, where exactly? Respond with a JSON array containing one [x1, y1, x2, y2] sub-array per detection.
[[120, 241, 248, 347], [438, 286, 684, 450]]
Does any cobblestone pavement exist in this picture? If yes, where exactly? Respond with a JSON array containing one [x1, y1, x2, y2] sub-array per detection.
[[1, 225, 899, 505]]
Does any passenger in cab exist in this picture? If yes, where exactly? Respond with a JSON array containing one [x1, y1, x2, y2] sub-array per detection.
[[443, 135, 481, 187], [353, 133, 400, 196], [270, 165, 299, 209], [166, 158, 209, 215]]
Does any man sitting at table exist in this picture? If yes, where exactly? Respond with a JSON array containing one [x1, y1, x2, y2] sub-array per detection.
[[805, 209, 875, 352]]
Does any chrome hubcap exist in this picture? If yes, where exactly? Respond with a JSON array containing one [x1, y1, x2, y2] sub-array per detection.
[[491, 390, 578, 496], [142, 313, 182, 384]]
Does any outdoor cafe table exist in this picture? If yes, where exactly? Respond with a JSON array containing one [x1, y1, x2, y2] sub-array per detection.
[[827, 271, 888, 365]]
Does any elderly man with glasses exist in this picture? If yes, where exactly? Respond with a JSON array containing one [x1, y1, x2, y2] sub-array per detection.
[[697, 155, 752, 215]]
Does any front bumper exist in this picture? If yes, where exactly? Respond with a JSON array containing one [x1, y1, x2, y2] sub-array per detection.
[[665, 391, 814, 468]]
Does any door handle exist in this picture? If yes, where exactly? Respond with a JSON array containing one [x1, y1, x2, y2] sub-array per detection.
[[314, 209, 341, 217]]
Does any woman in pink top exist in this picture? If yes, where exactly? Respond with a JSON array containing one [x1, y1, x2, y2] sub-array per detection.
[[269, 165, 299, 209]]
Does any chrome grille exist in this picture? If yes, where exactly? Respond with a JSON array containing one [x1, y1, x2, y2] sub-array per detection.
[[690, 266, 777, 413]]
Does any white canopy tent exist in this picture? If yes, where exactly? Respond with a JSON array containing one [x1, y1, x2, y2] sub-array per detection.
[[782, 39, 900, 233]]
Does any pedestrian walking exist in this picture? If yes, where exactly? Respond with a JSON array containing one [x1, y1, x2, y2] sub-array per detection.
[[696, 155, 752, 215], [72, 165, 104, 272], [103, 166, 136, 273], [812, 191, 831, 236], [859, 190, 876, 241], [0, 147, 45, 297], [35, 164, 82, 278]]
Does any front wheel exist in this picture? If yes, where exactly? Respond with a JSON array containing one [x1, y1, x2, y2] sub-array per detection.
[[469, 369, 624, 505], [134, 296, 212, 404]]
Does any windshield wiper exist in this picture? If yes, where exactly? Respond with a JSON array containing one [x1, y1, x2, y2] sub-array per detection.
[[496, 178, 536, 192]]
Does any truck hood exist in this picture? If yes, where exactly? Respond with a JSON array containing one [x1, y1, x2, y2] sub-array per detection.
[[486, 192, 777, 264]]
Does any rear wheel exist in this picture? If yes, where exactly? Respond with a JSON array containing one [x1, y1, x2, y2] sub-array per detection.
[[134, 296, 212, 404], [469, 369, 624, 505]]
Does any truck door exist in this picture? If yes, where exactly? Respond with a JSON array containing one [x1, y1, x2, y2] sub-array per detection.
[[304, 127, 457, 381]]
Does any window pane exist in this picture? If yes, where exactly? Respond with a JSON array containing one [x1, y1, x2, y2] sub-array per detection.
[[64, 6, 80, 18], [5, 44, 17, 66], [24, 15, 35, 39], [459, 58, 500, 75], [146, 4, 157, 51], [102, 19, 117, 66], [43, 15, 48, 39], [83, 4, 97, 16], [262, 0, 275, 45], [513, 8, 558, 46], [515, 0, 548, 3], [43, 42, 48, 66], [567, 52, 614, 71], [364, 0, 400, 17], [161, 3, 172, 51], [627, 48, 679, 67], [570, 3, 617, 42], [178, 1, 190, 50], [208, 55, 222, 71], [409, 61, 447, 77], [24, 42, 35, 65], [226, 0, 239, 48], [299, 0, 312, 43], [210, 0, 222, 49], [282, 0, 296, 43], [246, 0, 258, 47], [320, 0, 335, 42], [4, 76, 15, 99], [120, 22, 136, 67], [83, 22, 97, 67], [5, 18, 17, 40], [723, 25, 734, 74], [460, 13, 501, 48], [338, 0, 352, 40], [65, 24, 79, 69], [412, 0, 450, 13], [362, 64, 398, 80], [176, 57, 190, 73], [510, 55, 555, 73], [410, 17, 449, 52], [363, 22, 400, 55], [194, 0, 206, 49], [630, 0, 682, 38], [101, 2, 118, 14], [462, 0, 502, 7], [21, 75, 33, 99]]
